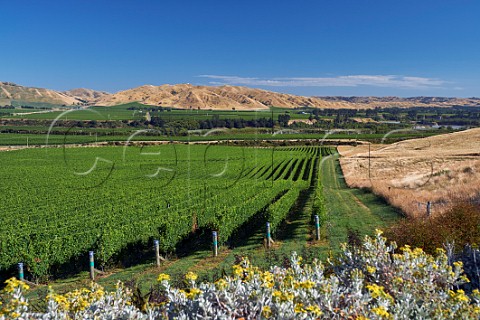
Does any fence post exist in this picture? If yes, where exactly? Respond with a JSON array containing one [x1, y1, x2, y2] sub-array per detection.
[[315, 215, 320, 240], [212, 231, 218, 257], [154, 240, 161, 267], [426, 201, 431, 217], [266, 222, 271, 248], [89, 251, 95, 281], [18, 263, 24, 281]]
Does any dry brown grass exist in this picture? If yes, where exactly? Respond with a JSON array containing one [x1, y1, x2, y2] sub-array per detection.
[[339, 128, 480, 217]]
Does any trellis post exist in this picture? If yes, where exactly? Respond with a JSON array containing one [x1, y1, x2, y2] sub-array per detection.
[[154, 240, 161, 267], [212, 231, 218, 257], [315, 215, 320, 240], [266, 222, 272, 248], [18, 262, 24, 281], [89, 251, 95, 280]]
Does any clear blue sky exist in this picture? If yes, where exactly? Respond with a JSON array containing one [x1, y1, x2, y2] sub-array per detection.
[[1, 0, 479, 97]]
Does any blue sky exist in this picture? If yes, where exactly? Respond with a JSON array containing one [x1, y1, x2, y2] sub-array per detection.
[[1, 0, 479, 97]]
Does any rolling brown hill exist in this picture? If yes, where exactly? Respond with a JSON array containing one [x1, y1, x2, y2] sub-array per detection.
[[1, 81, 479, 110], [321, 96, 480, 108], [63, 88, 110, 104], [96, 84, 480, 110], [0, 82, 81, 106], [95, 84, 360, 110]]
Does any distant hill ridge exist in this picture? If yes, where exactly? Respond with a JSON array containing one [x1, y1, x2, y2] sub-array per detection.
[[0, 82, 81, 106], [1, 81, 479, 110]]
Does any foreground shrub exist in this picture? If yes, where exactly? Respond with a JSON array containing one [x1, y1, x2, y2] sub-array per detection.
[[2, 231, 480, 319], [385, 203, 480, 254]]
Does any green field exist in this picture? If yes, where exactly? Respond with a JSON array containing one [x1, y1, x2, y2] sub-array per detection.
[[0, 130, 445, 146], [4, 104, 311, 121]]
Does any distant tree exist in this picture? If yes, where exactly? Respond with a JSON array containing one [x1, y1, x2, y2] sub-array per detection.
[[278, 114, 291, 127]]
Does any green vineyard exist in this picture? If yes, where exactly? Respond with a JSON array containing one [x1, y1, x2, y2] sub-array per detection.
[[0, 145, 332, 280]]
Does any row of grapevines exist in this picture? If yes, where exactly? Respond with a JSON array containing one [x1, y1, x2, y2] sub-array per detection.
[[265, 184, 307, 234]]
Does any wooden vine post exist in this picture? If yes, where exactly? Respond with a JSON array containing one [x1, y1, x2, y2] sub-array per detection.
[[154, 240, 161, 267], [266, 222, 272, 248]]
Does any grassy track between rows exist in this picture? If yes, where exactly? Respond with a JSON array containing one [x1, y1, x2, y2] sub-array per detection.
[[320, 153, 400, 251]]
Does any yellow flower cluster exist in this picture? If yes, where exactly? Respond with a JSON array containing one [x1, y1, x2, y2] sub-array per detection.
[[366, 284, 394, 304], [185, 271, 198, 282], [0, 278, 30, 318], [185, 288, 202, 299], [448, 289, 470, 303], [293, 280, 315, 290], [272, 290, 294, 302], [366, 265, 377, 274], [157, 273, 170, 282], [231, 263, 263, 282], [293, 303, 322, 316], [261, 271, 274, 289], [262, 305, 272, 318], [232, 264, 244, 277], [46, 283, 106, 313], [215, 278, 228, 290], [3, 278, 29, 293], [371, 306, 391, 319]]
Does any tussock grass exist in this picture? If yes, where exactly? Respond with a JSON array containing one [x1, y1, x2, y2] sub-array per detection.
[[339, 128, 480, 217]]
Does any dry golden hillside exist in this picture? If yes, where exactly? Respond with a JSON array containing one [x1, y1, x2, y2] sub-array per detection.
[[96, 84, 364, 110], [2, 81, 479, 110], [0, 82, 81, 106], [338, 128, 480, 217], [97, 84, 480, 110], [63, 88, 110, 104], [321, 96, 480, 109]]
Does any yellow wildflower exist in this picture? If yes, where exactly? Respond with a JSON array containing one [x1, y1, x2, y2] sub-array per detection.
[[296, 256, 303, 265], [366, 284, 394, 303], [261, 271, 274, 282], [215, 278, 228, 290], [3, 278, 29, 293], [294, 303, 306, 313], [392, 277, 404, 285], [272, 290, 282, 300], [366, 265, 377, 274], [449, 289, 470, 303], [371, 306, 391, 318], [185, 288, 202, 299], [262, 305, 272, 318], [185, 272, 198, 282], [232, 265, 244, 277], [283, 291, 294, 301], [294, 280, 315, 290], [157, 273, 171, 282], [305, 305, 322, 316], [412, 248, 424, 256]]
